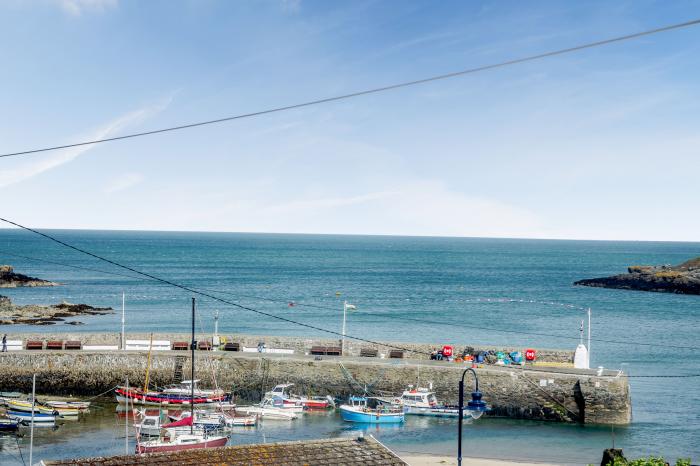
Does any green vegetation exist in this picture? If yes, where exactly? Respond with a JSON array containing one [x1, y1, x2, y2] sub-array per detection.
[[604, 457, 691, 466]]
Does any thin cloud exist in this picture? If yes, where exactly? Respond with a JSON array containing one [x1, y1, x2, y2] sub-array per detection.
[[104, 172, 144, 193], [0, 99, 170, 189], [53, 0, 118, 16]]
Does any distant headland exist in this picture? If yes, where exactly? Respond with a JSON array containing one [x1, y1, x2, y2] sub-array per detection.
[[0, 265, 57, 287], [574, 257, 700, 295], [0, 295, 113, 326]]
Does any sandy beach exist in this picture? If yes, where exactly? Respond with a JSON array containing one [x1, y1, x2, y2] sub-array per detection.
[[401, 454, 562, 466]]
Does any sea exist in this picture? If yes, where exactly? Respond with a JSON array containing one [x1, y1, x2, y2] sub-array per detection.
[[0, 229, 698, 464]]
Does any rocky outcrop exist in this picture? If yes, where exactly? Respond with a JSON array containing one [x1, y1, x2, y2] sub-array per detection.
[[574, 257, 700, 295], [0, 295, 113, 325], [0, 265, 57, 287]]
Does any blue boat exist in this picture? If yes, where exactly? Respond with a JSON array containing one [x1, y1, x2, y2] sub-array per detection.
[[7, 410, 57, 423], [339, 396, 404, 424], [0, 417, 19, 431]]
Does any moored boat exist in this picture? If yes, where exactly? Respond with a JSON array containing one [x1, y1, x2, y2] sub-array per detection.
[[7, 410, 57, 423], [265, 383, 333, 409], [339, 396, 404, 424], [135, 416, 228, 453], [0, 417, 19, 431], [44, 400, 91, 410], [236, 397, 299, 420], [115, 386, 226, 406], [6, 400, 57, 415], [377, 386, 468, 418]]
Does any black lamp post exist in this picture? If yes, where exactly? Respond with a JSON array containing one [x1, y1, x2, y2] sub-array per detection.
[[458, 367, 487, 466]]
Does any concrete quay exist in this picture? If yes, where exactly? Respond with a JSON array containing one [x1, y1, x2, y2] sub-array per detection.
[[0, 334, 631, 425]]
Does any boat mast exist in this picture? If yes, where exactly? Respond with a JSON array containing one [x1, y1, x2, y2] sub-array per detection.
[[121, 292, 126, 350], [125, 376, 130, 454], [29, 373, 36, 466], [144, 333, 153, 392], [191, 297, 195, 434]]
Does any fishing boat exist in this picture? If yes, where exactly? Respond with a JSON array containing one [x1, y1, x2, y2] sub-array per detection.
[[7, 410, 57, 423], [265, 383, 333, 409], [339, 396, 404, 424], [377, 386, 466, 418], [236, 397, 299, 420], [0, 417, 19, 431]]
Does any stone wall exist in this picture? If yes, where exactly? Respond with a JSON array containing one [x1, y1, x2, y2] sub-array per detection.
[[6, 332, 575, 363], [0, 351, 630, 425]]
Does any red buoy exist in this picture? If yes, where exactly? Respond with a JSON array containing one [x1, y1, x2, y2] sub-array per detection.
[[525, 348, 536, 361]]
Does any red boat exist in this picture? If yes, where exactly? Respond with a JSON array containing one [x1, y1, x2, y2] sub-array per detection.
[[115, 387, 226, 406]]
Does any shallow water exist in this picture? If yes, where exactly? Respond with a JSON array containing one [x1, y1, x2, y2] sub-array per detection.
[[0, 230, 698, 463]]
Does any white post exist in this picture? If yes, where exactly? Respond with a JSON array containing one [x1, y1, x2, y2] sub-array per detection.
[[29, 373, 36, 466], [342, 300, 347, 355], [213, 310, 219, 351], [587, 308, 592, 368], [121, 292, 126, 351], [125, 376, 129, 455]]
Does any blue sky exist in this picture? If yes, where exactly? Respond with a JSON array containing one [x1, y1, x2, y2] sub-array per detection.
[[1, 0, 699, 241]]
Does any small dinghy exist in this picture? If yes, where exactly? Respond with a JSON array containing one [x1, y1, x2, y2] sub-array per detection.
[[44, 400, 91, 410], [0, 417, 19, 431]]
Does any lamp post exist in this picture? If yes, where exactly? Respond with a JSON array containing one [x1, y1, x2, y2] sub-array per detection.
[[458, 368, 487, 466]]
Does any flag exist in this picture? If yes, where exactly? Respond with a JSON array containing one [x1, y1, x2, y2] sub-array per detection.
[[345, 303, 357, 310]]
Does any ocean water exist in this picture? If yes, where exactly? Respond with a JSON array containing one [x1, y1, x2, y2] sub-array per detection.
[[0, 229, 698, 463]]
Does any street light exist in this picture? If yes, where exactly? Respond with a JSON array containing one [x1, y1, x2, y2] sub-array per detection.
[[458, 368, 488, 466]]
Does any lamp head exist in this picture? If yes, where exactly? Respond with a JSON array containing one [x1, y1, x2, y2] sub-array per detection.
[[466, 390, 487, 419]]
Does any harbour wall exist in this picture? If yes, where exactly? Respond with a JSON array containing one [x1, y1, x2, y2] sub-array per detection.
[[4, 332, 575, 363], [0, 350, 631, 425]]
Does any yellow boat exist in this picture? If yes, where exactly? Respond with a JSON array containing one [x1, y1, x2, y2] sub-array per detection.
[[7, 399, 79, 417]]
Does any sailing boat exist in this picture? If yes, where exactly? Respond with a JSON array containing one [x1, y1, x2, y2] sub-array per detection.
[[135, 298, 228, 453]]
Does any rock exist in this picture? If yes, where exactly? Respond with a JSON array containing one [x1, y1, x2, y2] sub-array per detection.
[[0, 265, 57, 288], [575, 257, 700, 295], [0, 295, 113, 326], [601, 448, 626, 466]]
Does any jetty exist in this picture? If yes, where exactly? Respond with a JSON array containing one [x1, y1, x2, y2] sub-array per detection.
[[0, 332, 631, 425]]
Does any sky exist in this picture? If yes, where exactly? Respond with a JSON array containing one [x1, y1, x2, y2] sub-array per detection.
[[1, 0, 699, 241]]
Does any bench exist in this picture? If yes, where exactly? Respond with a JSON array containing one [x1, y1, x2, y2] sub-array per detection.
[[310, 346, 341, 356], [125, 340, 171, 351], [172, 342, 189, 351], [26, 340, 44, 350], [46, 340, 64, 350], [360, 348, 378, 357], [389, 350, 404, 359], [223, 342, 240, 351], [65, 341, 82, 350], [197, 341, 212, 351]]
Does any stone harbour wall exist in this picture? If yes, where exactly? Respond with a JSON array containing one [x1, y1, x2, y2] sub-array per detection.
[[0, 350, 630, 425]]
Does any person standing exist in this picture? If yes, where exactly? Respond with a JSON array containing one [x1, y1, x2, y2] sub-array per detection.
[[1, 334, 7, 352]]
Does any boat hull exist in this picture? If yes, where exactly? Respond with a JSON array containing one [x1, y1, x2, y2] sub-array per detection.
[[7, 411, 56, 423], [136, 436, 228, 453], [403, 406, 464, 417], [339, 406, 404, 424], [116, 388, 225, 406], [0, 419, 19, 431]]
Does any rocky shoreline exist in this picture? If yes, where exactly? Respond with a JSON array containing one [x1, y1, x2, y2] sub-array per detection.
[[0, 295, 113, 326], [0, 265, 57, 287], [574, 257, 700, 295]]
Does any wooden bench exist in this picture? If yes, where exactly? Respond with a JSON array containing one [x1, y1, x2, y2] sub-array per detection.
[[360, 348, 378, 357], [197, 341, 212, 351], [172, 341, 189, 351], [26, 340, 44, 350], [223, 342, 240, 352], [65, 341, 82, 350], [389, 350, 404, 359], [310, 346, 341, 356], [46, 340, 64, 350]]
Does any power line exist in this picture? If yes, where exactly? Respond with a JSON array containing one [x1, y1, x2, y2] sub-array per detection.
[[0, 217, 428, 356], [2, 18, 699, 159]]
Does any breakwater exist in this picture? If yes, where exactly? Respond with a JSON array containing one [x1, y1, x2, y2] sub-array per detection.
[[0, 336, 631, 425]]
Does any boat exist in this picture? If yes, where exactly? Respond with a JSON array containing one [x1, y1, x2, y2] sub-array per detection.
[[236, 397, 299, 420], [162, 380, 226, 399], [135, 416, 228, 453], [167, 410, 225, 429], [338, 396, 404, 424], [0, 391, 24, 400], [7, 410, 57, 423], [0, 417, 19, 432], [115, 386, 226, 406], [44, 400, 91, 410], [7, 399, 79, 417], [265, 383, 333, 409], [221, 412, 257, 427], [378, 386, 467, 418]]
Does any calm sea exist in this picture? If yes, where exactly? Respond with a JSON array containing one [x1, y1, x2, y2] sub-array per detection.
[[0, 229, 698, 463]]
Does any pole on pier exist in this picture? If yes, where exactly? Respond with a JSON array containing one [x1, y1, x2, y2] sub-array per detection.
[[341, 300, 347, 355], [121, 292, 126, 351], [190, 297, 195, 434], [587, 307, 592, 368], [29, 373, 36, 466], [125, 376, 129, 455]]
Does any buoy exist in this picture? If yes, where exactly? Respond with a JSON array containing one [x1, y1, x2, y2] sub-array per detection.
[[525, 349, 536, 361]]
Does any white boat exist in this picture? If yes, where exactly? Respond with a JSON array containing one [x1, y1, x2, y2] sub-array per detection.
[[136, 429, 228, 453], [378, 386, 466, 418], [339, 397, 404, 424], [236, 397, 299, 420], [221, 412, 257, 427], [7, 410, 57, 423], [265, 383, 332, 409]]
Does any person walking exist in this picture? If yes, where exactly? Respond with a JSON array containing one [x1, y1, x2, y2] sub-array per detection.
[[1, 334, 7, 352]]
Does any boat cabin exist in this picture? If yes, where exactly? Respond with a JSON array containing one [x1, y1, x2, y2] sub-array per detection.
[[400, 388, 438, 408]]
